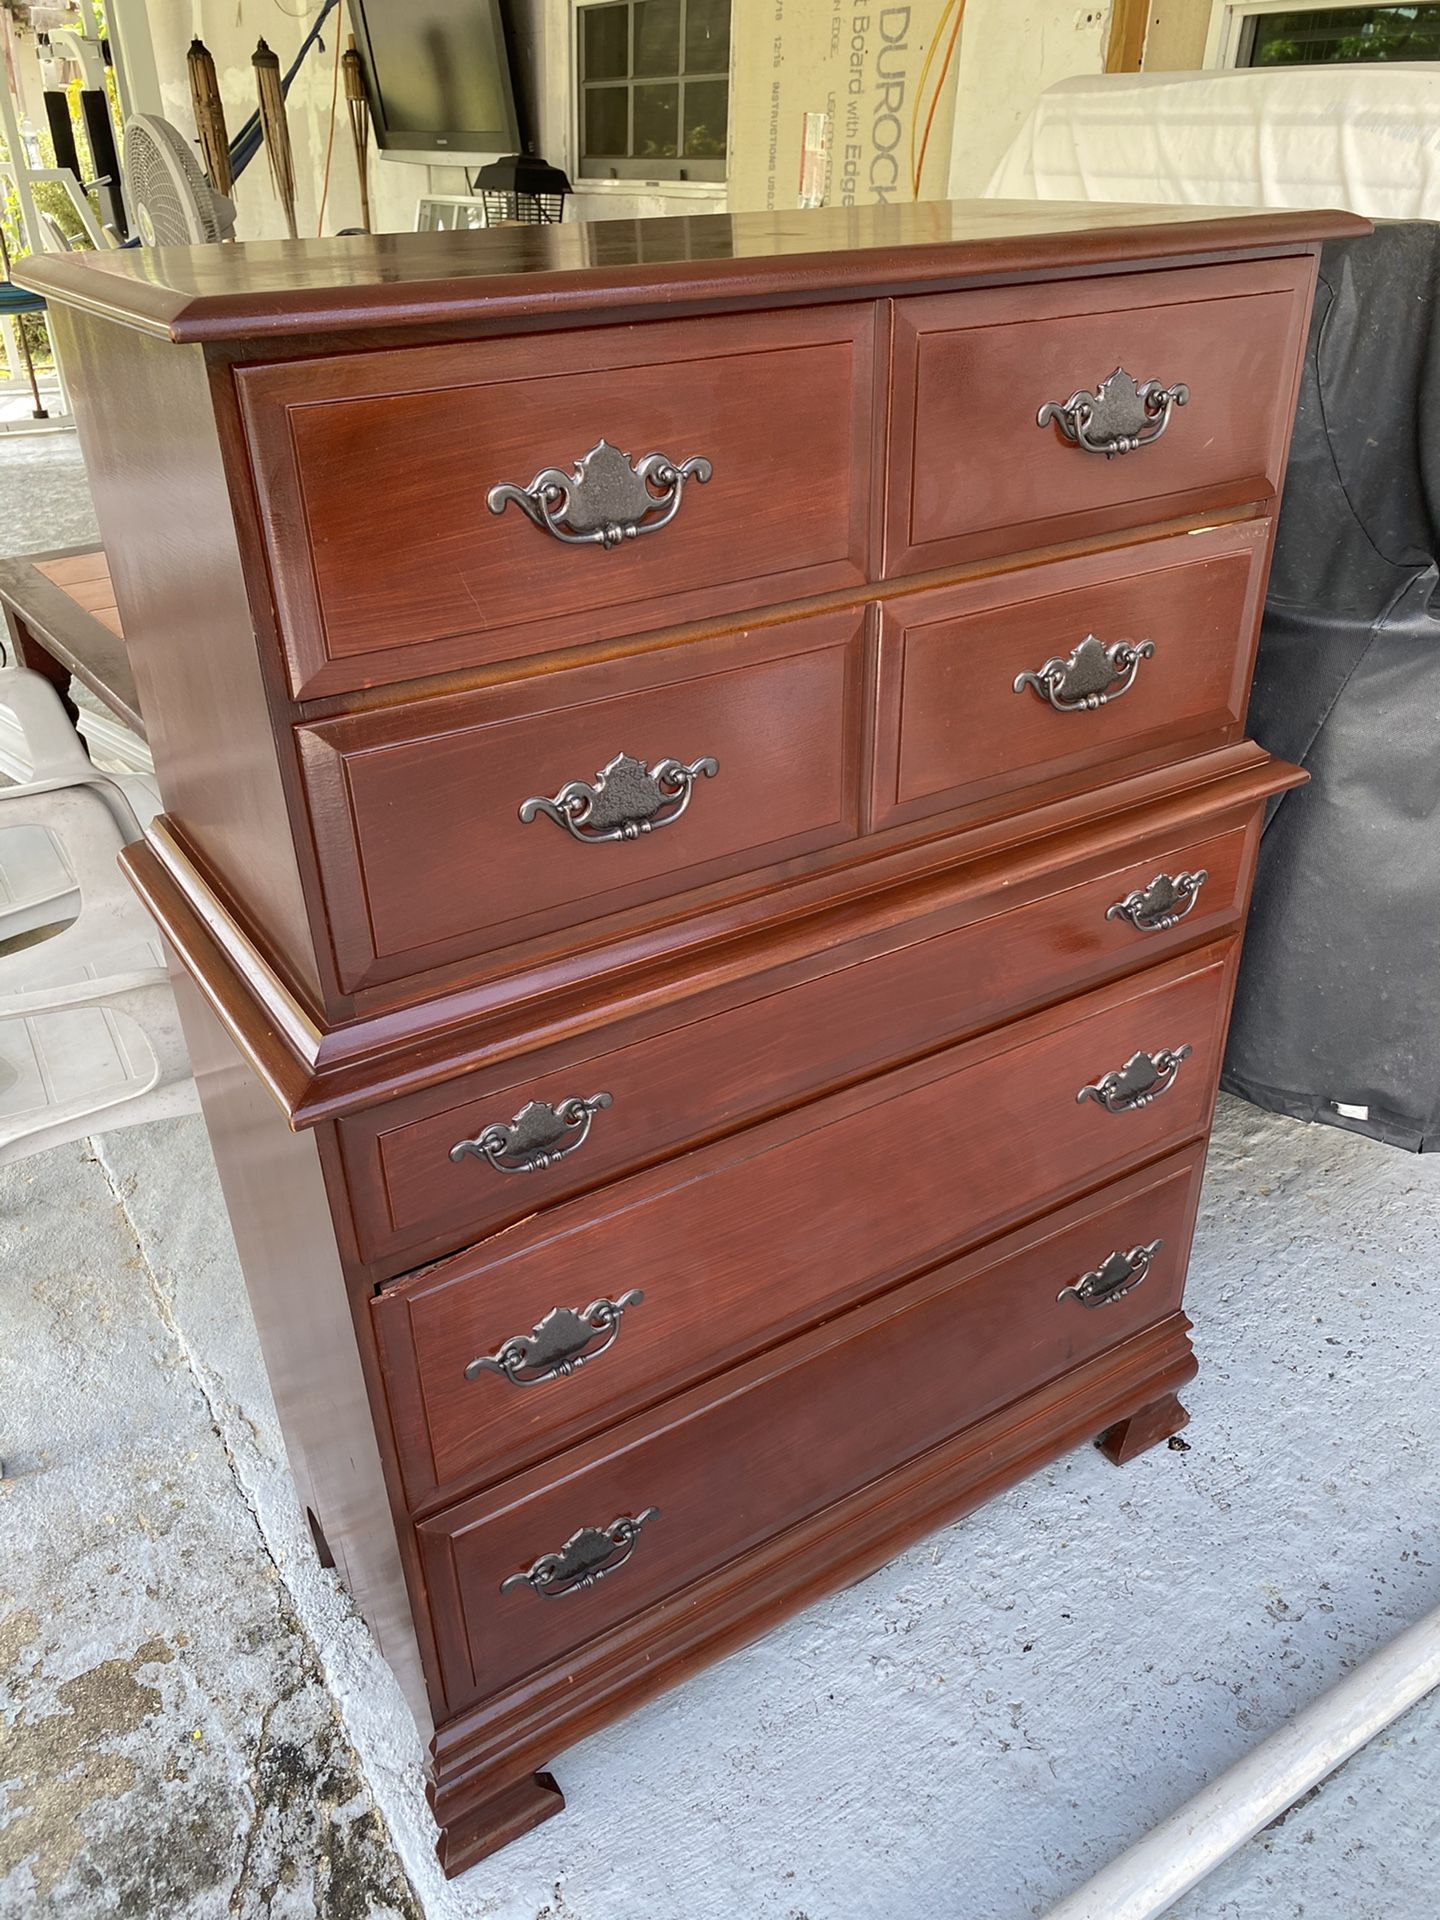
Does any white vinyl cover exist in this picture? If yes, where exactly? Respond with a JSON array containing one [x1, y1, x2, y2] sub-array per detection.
[[988, 65, 1440, 220]]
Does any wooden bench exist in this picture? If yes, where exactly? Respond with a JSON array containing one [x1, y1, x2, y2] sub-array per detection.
[[0, 545, 143, 740]]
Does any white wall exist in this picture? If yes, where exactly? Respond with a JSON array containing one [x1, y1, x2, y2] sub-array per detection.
[[947, 1, 1111, 195], [137, 0, 418, 239], [131, 0, 725, 238], [1145, 0, 1213, 70], [126, 0, 1102, 242]]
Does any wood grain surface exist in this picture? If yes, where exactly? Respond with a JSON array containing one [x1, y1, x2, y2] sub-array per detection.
[[417, 1148, 1207, 1712], [887, 257, 1316, 574], [347, 813, 1258, 1270], [34, 199, 1349, 1875], [17, 200, 1365, 344], [377, 943, 1235, 1508], [297, 611, 865, 991], [871, 520, 1272, 828], [240, 306, 877, 695]]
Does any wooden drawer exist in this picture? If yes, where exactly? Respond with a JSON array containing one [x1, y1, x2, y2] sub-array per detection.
[[297, 612, 864, 994], [375, 944, 1235, 1509], [239, 305, 877, 697], [344, 812, 1259, 1269], [885, 257, 1314, 576], [870, 521, 1270, 830], [415, 1147, 1206, 1711]]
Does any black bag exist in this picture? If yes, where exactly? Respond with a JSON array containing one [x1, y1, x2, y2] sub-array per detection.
[[1224, 221, 1440, 1152]]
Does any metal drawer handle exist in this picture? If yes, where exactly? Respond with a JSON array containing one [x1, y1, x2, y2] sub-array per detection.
[[501, 1508, 660, 1600], [1106, 869, 1208, 935], [1014, 635, 1155, 712], [465, 1291, 644, 1387], [1077, 1045, 1193, 1115], [1037, 366, 1189, 457], [449, 1093, 613, 1175], [1058, 1238, 1163, 1309], [520, 751, 717, 845], [487, 438, 712, 548]]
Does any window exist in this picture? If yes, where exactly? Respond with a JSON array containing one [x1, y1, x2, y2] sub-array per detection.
[[577, 0, 730, 182], [1213, 2, 1440, 66]]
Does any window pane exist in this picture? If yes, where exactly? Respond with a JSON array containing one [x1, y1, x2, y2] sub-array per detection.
[[633, 81, 679, 157], [1244, 5, 1440, 65], [685, 0, 731, 73], [634, 0, 682, 76], [582, 4, 630, 81], [683, 78, 728, 157], [583, 85, 630, 157]]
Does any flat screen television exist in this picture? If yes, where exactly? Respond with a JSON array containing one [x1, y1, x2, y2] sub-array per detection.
[[348, 0, 523, 164]]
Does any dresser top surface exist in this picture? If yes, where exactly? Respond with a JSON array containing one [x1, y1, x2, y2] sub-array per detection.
[[20, 197, 1365, 347]]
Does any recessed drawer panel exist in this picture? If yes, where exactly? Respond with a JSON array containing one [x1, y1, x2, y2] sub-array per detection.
[[344, 811, 1260, 1269], [886, 257, 1314, 576], [239, 305, 877, 697], [375, 945, 1235, 1510], [871, 521, 1270, 830], [415, 1147, 1206, 1711], [298, 612, 863, 993]]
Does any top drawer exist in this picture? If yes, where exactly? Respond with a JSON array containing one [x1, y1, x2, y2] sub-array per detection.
[[238, 306, 877, 697], [885, 257, 1315, 576]]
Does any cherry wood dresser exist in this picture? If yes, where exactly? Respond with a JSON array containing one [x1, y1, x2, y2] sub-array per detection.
[[23, 199, 1365, 1875]]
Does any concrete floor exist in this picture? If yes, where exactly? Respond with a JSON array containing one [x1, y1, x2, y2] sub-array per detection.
[[4, 431, 1439, 1919], [0, 383, 65, 432]]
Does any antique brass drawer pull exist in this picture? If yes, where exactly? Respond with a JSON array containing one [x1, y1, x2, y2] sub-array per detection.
[[1014, 634, 1156, 712], [1077, 1045, 1193, 1114], [465, 1292, 645, 1387], [449, 1093, 613, 1175], [520, 751, 718, 844], [501, 1509, 660, 1600], [1037, 366, 1190, 457], [1106, 870, 1209, 934], [1058, 1239, 1163, 1309], [487, 438, 712, 548]]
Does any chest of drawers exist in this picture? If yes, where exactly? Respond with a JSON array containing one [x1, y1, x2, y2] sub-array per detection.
[[23, 198, 1365, 1877]]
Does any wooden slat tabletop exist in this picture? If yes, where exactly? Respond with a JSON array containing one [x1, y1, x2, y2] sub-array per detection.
[[35, 550, 123, 623], [0, 544, 142, 738]]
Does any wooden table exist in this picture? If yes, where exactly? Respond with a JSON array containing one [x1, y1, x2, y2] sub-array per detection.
[[0, 544, 143, 739]]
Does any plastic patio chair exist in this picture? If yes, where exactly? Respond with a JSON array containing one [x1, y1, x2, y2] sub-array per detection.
[[0, 668, 196, 1164], [0, 665, 158, 943]]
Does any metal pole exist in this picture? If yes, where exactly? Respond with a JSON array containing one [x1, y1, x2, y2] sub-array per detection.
[[1044, 1603, 1440, 1920]]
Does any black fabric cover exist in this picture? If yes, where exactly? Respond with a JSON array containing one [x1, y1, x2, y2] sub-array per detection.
[[1223, 221, 1440, 1152]]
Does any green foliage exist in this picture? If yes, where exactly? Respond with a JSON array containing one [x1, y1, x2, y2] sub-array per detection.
[[1251, 4, 1440, 65]]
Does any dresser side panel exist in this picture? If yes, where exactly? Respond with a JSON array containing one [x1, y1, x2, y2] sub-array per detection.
[[49, 307, 324, 1007], [170, 975, 431, 1731]]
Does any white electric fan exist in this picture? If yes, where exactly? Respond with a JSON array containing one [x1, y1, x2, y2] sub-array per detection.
[[122, 114, 236, 245]]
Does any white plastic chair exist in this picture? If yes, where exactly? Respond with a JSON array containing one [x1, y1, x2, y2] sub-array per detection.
[[0, 667, 197, 1164], [0, 661, 158, 831]]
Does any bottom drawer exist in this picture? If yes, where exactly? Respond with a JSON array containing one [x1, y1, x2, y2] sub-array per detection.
[[418, 1146, 1207, 1714]]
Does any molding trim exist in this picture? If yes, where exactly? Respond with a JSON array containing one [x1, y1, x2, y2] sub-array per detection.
[[124, 821, 323, 1121]]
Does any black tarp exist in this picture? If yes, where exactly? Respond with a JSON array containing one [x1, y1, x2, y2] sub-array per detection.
[[1222, 220, 1440, 1152]]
